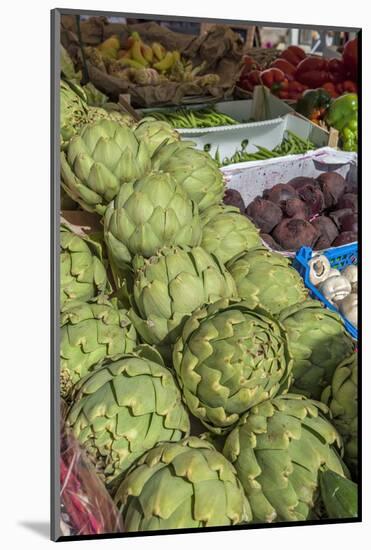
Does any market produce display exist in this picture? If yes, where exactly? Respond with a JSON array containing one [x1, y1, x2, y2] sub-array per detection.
[[239, 172, 358, 251], [58, 23, 359, 534]]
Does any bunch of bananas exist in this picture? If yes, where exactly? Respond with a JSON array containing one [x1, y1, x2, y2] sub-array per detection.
[[94, 32, 180, 72], [84, 31, 220, 89]]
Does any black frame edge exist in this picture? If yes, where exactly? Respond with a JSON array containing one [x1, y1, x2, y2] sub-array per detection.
[[51, 7, 61, 543]]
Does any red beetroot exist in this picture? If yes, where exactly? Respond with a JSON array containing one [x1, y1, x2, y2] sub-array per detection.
[[332, 232, 357, 247], [224, 188, 245, 213], [312, 216, 339, 250], [316, 172, 346, 209], [337, 193, 358, 212], [297, 183, 325, 216], [284, 198, 310, 220], [245, 197, 283, 233], [272, 218, 319, 251], [340, 212, 358, 233], [287, 176, 319, 190], [330, 208, 354, 230], [263, 183, 298, 207]]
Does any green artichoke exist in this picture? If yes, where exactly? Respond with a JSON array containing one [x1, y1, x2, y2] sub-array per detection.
[[60, 301, 137, 398], [153, 141, 224, 212], [61, 120, 151, 215], [227, 247, 307, 315], [104, 172, 202, 269], [279, 300, 355, 400], [66, 353, 190, 485], [223, 394, 346, 523], [86, 106, 133, 126], [134, 118, 179, 157], [83, 82, 108, 107], [319, 468, 358, 519], [60, 226, 108, 311], [130, 246, 237, 361], [173, 298, 292, 433], [60, 80, 88, 149], [321, 353, 358, 475], [60, 46, 82, 82], [201, 205, 261, 265], [114, 437, 251, 531]]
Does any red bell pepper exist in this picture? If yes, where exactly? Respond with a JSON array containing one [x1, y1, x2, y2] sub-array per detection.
[[322, 82, 339, 98], [295, 56, 330, 87], [342, 38, 357, 79], [242, 55, 261, 73], [328, 58, 346, 84], [238, 69, 261, 91], [280, 45, 306, 67], [336, 80, 358, 94], [285, 80, 308, 100], [260, 68, 286, 91], [270, 58, 296, 79]]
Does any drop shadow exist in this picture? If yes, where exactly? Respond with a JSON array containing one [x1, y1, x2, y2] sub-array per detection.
[[18, 521, 50, 539]]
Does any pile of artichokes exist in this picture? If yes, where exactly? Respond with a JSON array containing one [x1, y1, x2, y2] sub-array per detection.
[[59, 95, 358, 532]]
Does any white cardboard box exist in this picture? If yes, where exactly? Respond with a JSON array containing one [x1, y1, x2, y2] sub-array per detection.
[[143, 87, 332, 160], [222, 147, 357, 256]]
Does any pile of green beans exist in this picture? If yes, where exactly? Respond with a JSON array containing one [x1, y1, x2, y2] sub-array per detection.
[[148, 107, 240, 128], [209, 131, 316, 167]]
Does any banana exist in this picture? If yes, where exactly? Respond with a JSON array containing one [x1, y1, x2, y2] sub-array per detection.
[[98, 35, 120, 53], [117, 58, 146, 69], [130, 39, 149, 67], [117, 49, 130, 59], [141, 43, 154, 64], [100, 48, 118, 60], [153, 51, 175, 72], [152, 42, 166, 61], [172, 50, 181, 63]]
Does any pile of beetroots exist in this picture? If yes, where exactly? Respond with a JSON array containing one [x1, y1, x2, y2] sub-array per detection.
[[238, 38, 357, 101], [224, 172, 357, 252]]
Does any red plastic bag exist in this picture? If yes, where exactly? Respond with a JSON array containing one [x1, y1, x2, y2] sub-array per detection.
[[60, 419, 123, 536]]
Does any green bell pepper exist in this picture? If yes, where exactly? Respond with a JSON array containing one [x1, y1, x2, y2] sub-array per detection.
[[296, 88, 332, 118], [326, 93, 358, 152]]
